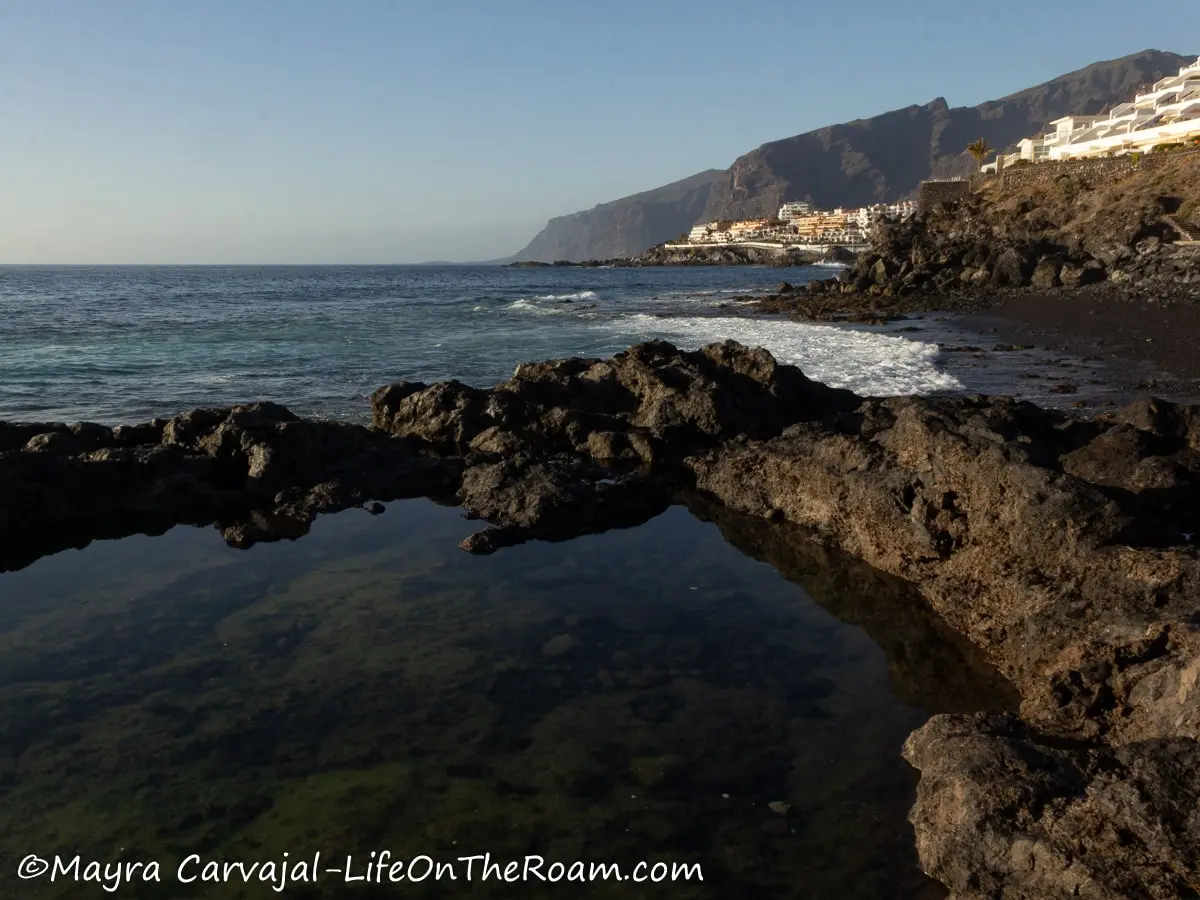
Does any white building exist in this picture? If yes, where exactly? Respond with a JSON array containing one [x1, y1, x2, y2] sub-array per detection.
[[1017, 136, 1050, 161], [981, 152, 1021, 174], [983, 57, 1200, 170], [1042, 115, 1109, 157], [1047, 59, 1200, 158], [850, 201, 918, 228], [689, 223, 716, 242], [778, 201, 813, 220]]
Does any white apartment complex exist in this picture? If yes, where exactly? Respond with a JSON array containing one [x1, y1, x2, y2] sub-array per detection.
[[983, 56, 1200, 172], [778, 201, 814, 219], [850, 201, 918, 228]]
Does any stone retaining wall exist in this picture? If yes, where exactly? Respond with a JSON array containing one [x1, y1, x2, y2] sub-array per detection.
[[917, 180, 972, 213], [972, 147, 1200, 191]]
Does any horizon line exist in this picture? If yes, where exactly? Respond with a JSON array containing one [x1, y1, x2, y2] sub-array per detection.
[[0, 261, 509, 267]]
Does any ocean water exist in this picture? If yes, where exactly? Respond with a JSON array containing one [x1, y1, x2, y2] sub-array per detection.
[[0, 264, 966, 424]]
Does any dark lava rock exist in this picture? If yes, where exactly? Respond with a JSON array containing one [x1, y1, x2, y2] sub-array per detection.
[[905, 714, 1200, 900], [372, 339, 861, 465], [370, 341, 860, 551], [0, 402, 459, 569], [797, 154, 1200, 317]]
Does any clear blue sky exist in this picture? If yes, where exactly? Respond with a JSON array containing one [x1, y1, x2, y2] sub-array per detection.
[[1, 0, 1195, 263]]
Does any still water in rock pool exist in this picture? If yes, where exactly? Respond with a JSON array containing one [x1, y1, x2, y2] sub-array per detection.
[[0, 498, 1015, 899]]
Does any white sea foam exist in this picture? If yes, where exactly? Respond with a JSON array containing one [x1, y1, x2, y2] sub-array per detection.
[[506, 298, 566, 315], [603, 314, 962, 396], [187, 373, 239, 385], [534, 290, 599, 301]]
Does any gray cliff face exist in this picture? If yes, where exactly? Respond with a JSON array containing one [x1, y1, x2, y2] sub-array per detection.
[[511, 169, 724, 263], [510, 49, 1192, 262]]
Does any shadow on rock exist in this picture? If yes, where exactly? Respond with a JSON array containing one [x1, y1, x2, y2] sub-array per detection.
[[682, 491, 1020, 716], [0, 403, 461, 573]]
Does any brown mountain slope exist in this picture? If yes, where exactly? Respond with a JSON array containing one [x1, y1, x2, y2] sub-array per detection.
[[508, 49, 1192, 261]]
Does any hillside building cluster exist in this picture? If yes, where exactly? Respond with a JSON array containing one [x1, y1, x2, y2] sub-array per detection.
[[685, 200, 917, 247], [982, 56, 1200, 172]]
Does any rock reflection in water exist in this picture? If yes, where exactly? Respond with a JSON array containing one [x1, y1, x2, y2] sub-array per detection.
[[0, 499, 1013, 899]]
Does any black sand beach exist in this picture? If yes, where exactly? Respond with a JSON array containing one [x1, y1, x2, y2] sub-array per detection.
[[964, 287, 1200, 401]]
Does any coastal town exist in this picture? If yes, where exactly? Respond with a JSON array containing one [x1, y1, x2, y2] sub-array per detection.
[[672, 199, 918, 251]]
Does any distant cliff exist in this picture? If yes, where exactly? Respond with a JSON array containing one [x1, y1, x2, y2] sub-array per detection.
[[508, 170, 724, 263], [508, 49, 1192, 262]]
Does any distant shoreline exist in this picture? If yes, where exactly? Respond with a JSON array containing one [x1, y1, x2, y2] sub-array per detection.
[[507, 242, 861, 269]]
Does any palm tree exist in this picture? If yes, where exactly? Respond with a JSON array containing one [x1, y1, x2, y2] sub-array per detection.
[[966, 138, 993, 169]]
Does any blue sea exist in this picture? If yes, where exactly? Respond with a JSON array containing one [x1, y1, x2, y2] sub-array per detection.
[[0, 264, 977, 424]]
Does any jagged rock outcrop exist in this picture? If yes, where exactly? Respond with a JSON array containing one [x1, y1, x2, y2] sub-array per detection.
[[371, 342, 861, 460], [370, 341, 860, 550], [687, 393, 1200, 746], [0, 403, 459, 570], [832, 152, 1200, 300], [371, 343, 1200, 743], [904, 715, 1200, 900]]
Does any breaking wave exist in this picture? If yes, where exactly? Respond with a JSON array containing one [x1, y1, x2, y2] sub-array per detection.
[[601, 314, 963, 396], [533, 290, 599, 301], [506, 299, 567, 315]]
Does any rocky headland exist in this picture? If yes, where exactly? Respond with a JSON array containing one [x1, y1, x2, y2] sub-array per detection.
[[748, 151, 1200, 323], [4, 338, 1200, 897]]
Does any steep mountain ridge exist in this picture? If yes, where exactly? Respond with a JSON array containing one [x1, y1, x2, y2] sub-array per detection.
[[506, 169, 724, 264], [509, 49, 1192, 262], [699, 49, 1193, 221]]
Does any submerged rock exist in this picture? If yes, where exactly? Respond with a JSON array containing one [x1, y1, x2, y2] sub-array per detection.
[[541, 634, 574, 657]]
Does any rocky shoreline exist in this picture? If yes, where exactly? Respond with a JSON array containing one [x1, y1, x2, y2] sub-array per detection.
[[4, 339, 1199, 897], [507, 243, 858, 268]]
